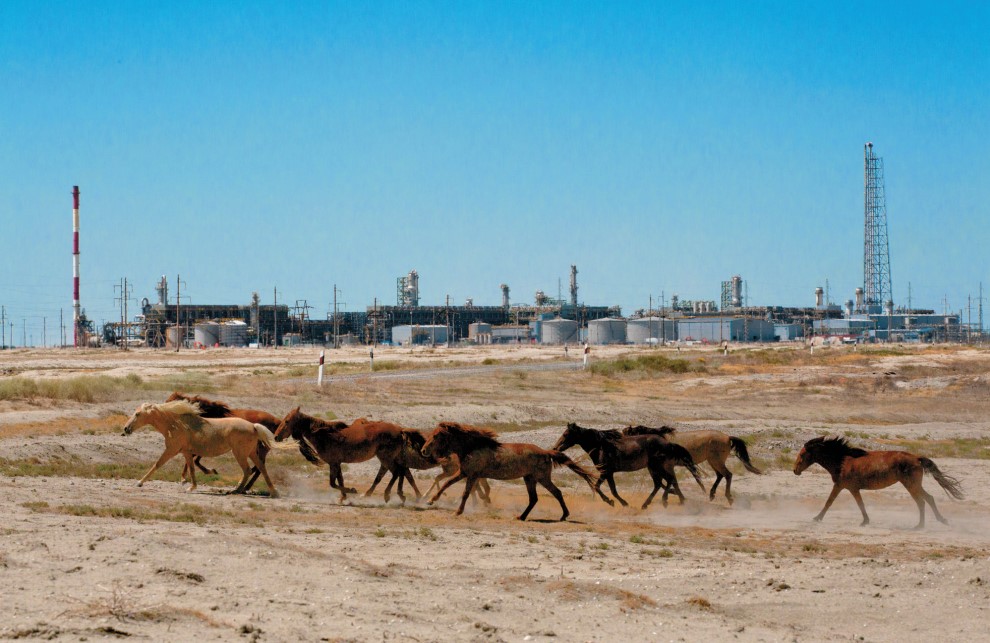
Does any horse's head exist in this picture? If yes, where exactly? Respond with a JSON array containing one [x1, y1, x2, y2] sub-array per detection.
[[422, 425, 451, 460], [553, 423, 582, 451], [164, 391, 183, 403], [122, 403, 154, 436], [274, 407, 302, 442], [793, 436, 825, 475]]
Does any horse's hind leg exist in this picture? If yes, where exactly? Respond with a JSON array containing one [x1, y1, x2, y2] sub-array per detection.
[[922, 488, 948, 525], [249, 451, 279, 499], [604, 473, 628, 507], [642, 467, 666, 510], [194, 455, 218, 476], [401, 467, 421, 501], [518, 475, 540, 521], [456, 477, 479, 516], [364, 464, 389, 498], [539, 476, 569, 522], [229, 451, 253, 495], [241, 444, 267, 492], [710, 459, 733, 504]]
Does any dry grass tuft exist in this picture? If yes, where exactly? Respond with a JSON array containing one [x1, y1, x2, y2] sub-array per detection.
[[686, 595, 712, 610]]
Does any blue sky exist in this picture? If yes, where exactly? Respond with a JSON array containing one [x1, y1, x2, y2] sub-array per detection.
[[1, 2, 988, 343]]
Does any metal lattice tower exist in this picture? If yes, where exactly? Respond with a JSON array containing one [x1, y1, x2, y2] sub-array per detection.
[[863, 143, 892, 308]]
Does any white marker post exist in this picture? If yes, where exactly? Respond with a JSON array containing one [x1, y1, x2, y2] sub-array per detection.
[[317, 350, 325, 386]]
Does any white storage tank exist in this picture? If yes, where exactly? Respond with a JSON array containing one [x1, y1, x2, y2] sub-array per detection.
[[220, 320, 248, 347], [587, 318, 627, 345], [540, 318, 578, 344], [194, 322, 220, 347], [628, 317, 664, 344]]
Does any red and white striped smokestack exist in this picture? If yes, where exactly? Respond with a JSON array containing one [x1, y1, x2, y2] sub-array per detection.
[[72, 186, 80, 347]]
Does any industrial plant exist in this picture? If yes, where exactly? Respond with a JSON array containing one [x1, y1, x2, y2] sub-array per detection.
[[77, 144, 971, 349]]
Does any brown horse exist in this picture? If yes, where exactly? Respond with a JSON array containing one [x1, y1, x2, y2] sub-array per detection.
[[422, 422, 598, 521], [166, 392, 280, 488], [624, 426, 762, 505], [273, 408, 409, 502], [364, 429, 492, 504], [553, 423, 703, 509], [794, 436, 963, 528], [122, 400, 279, 497]]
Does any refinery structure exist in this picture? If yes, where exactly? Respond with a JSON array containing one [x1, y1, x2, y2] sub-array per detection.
[[78, 144, 971, 349]]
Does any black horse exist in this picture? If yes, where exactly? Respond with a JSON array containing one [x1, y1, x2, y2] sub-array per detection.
[[552, 423, 703, 509]]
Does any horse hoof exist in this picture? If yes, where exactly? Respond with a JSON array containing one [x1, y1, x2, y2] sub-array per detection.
[[269, 491, 280, 499], [559, 515, 569, 522], [208, 469, 218, 475], [812, 516, 823, 522]]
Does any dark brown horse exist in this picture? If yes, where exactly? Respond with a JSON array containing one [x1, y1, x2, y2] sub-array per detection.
[[793, 436, 964, 528], [553, 423, 703, 510], [624, 425, 762, 505], [273, 408, 410, 502], [421, 422, 598, 521], [166, 392, 281, 490], [364, 429, 492, 504]]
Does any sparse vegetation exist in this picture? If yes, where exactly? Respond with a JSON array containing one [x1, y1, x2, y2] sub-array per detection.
[[589, 353, 694, 377]]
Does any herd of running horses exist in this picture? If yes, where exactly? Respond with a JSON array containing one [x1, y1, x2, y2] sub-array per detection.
[[120, 393, 965, 529]]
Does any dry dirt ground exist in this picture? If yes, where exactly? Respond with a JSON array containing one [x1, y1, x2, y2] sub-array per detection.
[[1, 344, 989, 642]]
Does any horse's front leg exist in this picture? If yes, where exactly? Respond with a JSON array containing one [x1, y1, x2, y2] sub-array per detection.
[[365, 464, 389, 498], [456, 477, 478, 516], [849, 488, 870, 527], [429, 473, 466, 505], [138, 448, 179, 487], [605, 473, 628, 507], [814, 484, 842, 522]]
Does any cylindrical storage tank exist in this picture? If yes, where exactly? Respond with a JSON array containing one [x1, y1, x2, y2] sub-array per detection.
[[194, 322, 220, 347], [627, 317, 659, 344], [540, 318, 578, 344], [885, 300, 894, 316], [166, 325, 182, 348], [587, 318, 627, 345], [855, 287, 864, 311], [815, 287, 824, 307], [731, 275, 743, 307], [844, 300, 854, 318], [220, 321, 248, 347]]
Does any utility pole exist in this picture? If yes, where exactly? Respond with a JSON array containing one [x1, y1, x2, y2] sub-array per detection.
[[333, 284, 338, 349], [372, 297, 378, 347], [59, 309, 64, 348], [445, 294, 450, 347], [274, 286, 278, 349], [660, 291, 665, 346], [1, 305, 5, 348], [43, 317, 46, 347], [175, 274, 181, 352]]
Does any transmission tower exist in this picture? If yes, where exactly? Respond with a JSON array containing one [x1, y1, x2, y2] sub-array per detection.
[[863, 142, 892, 310]]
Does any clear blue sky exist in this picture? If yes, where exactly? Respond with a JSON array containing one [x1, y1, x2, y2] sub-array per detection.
[[1, 2, 988, 343]]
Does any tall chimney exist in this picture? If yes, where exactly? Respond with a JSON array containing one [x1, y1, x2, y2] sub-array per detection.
[[72, 186, 81, 347], [569, 265, 578, 307]]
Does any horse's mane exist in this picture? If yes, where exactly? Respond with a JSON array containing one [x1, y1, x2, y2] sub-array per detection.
[[289, 409, 347, 434], [803, 435, 869, 459], [153, 399, 203, 417], [436, 421, 501, 450], [623, 425, 677, 438], [402, 430, 427, 449], [168, 392, 233, 417], [598, 428, 626, 442]]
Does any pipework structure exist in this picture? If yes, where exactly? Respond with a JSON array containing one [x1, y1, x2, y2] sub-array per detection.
[[863, 143, 892, 310], [72, 186, 81, 346]]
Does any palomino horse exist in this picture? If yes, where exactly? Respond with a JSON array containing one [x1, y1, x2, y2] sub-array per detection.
[[422, 422, 598, 521], [273, 408, 410, 502], [623, 426, 762, 505], [364, 429, 492, 504], [122, 400, 279, 497], [793, 436, 964, 528], [553, 423, 703, 509], [166, 392, 281, 489]]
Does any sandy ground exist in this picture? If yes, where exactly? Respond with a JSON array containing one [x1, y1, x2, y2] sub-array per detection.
[[1, 344, 989, 642]]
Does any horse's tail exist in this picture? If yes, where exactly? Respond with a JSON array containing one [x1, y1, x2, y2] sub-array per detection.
[[550, 451, 599, 491], [920, 457, 964, 500], [254, 424, 275, 450], [659, 443, 706, 491], [729, 436, 763, 474]]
